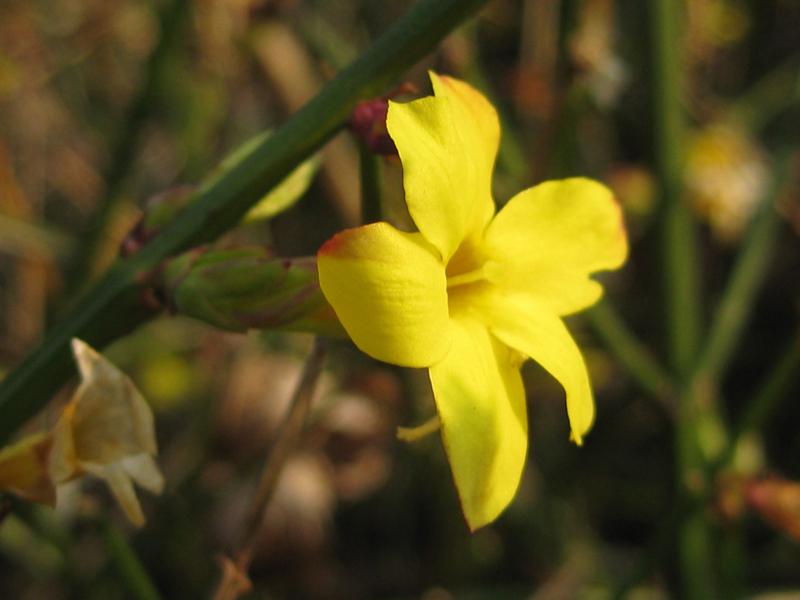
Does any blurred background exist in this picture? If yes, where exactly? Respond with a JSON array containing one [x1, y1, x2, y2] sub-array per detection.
[[1, 0, 799, 598]]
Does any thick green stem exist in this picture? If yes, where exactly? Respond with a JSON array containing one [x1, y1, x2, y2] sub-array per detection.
[[0, 0, 490, 444], [650, 1, 711, 597], [651, 0, 700, 378]]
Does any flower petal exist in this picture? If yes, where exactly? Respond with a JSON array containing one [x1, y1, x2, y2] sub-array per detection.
[[485, 178, 627, 315], [70, 339, 158, 462], [121, 454, 165, 495], [82, 462, 146, 526], [429, 318, 527, 530], [481, 292, 594, 444], [0, 433, 56, 505], [317, 222, 450, 367], [386, 72, 499, 261]]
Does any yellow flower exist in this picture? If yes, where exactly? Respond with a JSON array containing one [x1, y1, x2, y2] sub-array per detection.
[[318, 73, 627, 530], [685, 124, 767, 242], [49, 339, 164, 526]]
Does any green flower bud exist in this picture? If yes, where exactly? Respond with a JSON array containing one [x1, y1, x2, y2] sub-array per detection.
[[163, 246, 345, 337]]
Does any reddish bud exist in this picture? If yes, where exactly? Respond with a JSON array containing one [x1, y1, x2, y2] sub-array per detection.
[[349, 83, 418, 156], [350, 99, 396, 156], [746, 476, 800, 541]]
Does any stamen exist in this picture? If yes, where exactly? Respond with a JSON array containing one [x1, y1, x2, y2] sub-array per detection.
[[446, 267, 487, 289], [397, 415, 441, 442]]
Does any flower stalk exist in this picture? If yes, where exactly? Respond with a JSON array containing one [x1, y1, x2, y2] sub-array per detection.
[[211, 338, 328, 600]]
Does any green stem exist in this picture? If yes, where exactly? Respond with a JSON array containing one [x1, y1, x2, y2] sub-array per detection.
[[102, 521, 162, 600], [651, 0, 700, 378], [358, 142, 383, 223], [585, 300, 675, 410], [0, 0, 490, 444], [723, 59, 800, 133], [612, 335, 800, 598], [650, 1, 710, 597], [696, 149, 793, 384], [611, 499, 689, 600]]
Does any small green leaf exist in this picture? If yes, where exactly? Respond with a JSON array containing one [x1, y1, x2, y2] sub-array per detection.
[[226, 132, 320, 223]]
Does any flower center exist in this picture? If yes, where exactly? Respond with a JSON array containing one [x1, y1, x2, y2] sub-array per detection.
[[445, 238, 488, 286], [446, 266, 488, 289], [445, 239, 493, 318]]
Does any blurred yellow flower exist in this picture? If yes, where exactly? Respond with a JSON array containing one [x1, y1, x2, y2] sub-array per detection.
[[49, 339, 164, 526], [318, 73, 627, 530], [0, 339, 163, 526], [685, 124, 767, 242]]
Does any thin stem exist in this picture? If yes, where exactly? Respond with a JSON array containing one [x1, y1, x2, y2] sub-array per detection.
[[611, 498, 690, 600], [65, 0, 191, 296], [615, 334, 800, 598], [358, 142, 383, 223], [101, 521, 162, 600], [712, 334, 800, 472], [211, 338, 327, 600], [696, 148, 794, 384], [0, 0, 490, 444], [722, 59, 800, 133], [585, 300, 675, 411]]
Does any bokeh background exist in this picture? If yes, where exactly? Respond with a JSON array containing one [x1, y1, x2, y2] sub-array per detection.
[[1, 0, 799, 598]]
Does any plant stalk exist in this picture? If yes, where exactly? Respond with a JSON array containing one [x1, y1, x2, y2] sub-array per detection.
[[650, 0, 711, 597], [211, 338, 327, 600]]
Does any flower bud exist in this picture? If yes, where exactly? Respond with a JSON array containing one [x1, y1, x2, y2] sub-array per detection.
[[350, 84, 417, 156], [350, 99, 397, 156], [121, 185, 196, 257], [746, 475, 800, 541], [163, 246, 345, 337]]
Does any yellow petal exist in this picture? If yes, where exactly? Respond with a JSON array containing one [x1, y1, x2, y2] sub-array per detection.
[[317, 222, 450, 367], [485, 178, 627, 315], [69, 339, 158, 464], [429, 318, 527, 531], [386, 73, 499, 261], [481, 292, 594, 444], [430, 73, 499, 236]]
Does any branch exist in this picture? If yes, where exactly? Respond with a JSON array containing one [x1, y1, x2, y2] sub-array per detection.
[[0, 0, 491, 443]]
